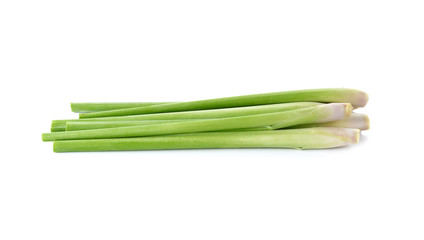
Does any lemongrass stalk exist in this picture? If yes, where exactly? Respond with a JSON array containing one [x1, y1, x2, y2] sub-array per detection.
[[66, 113, 370, 131], [42, 103, 352, 141], [65, 120, 200, 131], [71, 102, 175, 113], [51, 119, 194, 132], [66, 113, 369, 131], [65, 121, 272, 131], [53, 111, 367, 133], [52, 102, 321, 132], [79, 88, 368, 118], [52, 127, 360, 152], [291, 113, 370, 130]]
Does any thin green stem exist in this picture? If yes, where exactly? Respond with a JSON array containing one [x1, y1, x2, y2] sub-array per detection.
[[66, 121, 272, 131], [42, 103, 352, 141], [65, 120, 201, 131], [52, 102, 321, 132], [53, 127, 360, 152], [66, 113, 367, 131], [79, 88, 368, 118], [71, 102, 175, 113]]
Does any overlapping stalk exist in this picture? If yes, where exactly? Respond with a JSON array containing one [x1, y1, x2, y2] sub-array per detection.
[[71, 102, 174, 113], [79, 88, 368, 118], [53, 128, 360, 152], [42, 103, 352, 141], [42, 88, 369, 152], [51, 102, 321, 132]]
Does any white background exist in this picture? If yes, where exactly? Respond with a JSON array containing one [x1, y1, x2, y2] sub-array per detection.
[[1, 0, 423, 239]]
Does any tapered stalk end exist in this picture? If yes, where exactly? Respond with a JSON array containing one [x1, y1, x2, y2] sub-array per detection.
[[290, 127, 360, 149]]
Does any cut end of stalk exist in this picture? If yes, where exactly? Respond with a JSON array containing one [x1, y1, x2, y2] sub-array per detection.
[[340, 113, 370, 130], [354, 91, 369, 108], [42, 133, 54, 142], [363, 114, 370, 130], [70, 102, 75, 112], [319, 103, 353, 123], [53, 142, 63, 153], [65, 122, 71, 131], [324, 127, 360, 144], [42, 133, 48, 141]]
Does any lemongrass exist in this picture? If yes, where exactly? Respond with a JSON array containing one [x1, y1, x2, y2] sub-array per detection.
[[53, 127, 360, 152], [42, 103, 352, 141], [65, 120, 199, 131], [71, 102, 175, 113], [66, 113, 368, 131], [52, 102, 321, 132], [79, 88, 367, 118]]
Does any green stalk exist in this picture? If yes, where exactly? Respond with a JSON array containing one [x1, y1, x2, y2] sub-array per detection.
[[52, 102, 321, 132], [66, 121, 272, 131], [291, 113, 370, 130], [66, 113, 369, 131], [71, 102, 175, 113], [51, 119, 193, 132], [65, 120, 201, 131], [52, 127, 360, 152], [79, 88, 368, 118], [42, 103, 352, 141]]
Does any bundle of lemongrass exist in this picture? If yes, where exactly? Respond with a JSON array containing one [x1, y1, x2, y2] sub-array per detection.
[[42, 88, 369, 152]]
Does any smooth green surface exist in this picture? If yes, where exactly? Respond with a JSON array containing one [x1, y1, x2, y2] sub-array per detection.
[[71, 102, 175, 113], [51, 119, 194, 132], [52, 102, 321, 132], [65, 120, 199, 131], [53, 127, 360, 152], [66, 113, 366, 132], [66, 113, 368, 131], [42, 103, 351, 141], [79, 88, 368, 118], [66, 121, 272, 131]]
